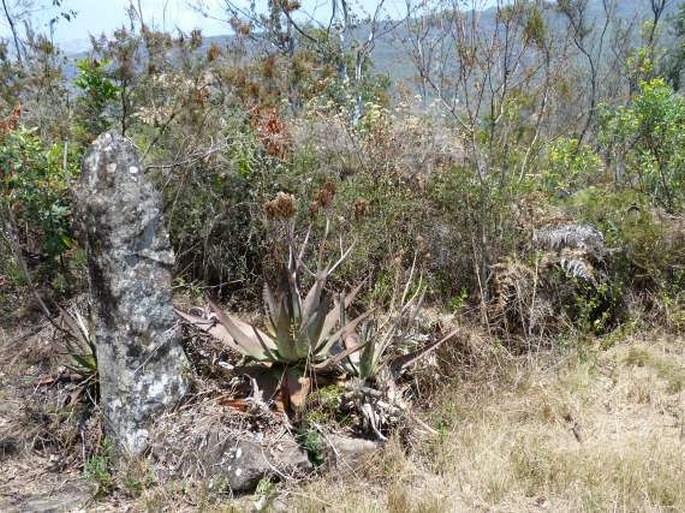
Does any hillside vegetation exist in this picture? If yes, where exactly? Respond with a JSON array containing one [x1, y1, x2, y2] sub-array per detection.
[[1, 0, 685, 511]]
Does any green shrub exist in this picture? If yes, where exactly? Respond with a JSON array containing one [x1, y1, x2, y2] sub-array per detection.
[[73, 58, 120, 144], [84, 438, 115, 496], [160, 158, 263, 299], [0, 123, 82, 293], [333, 170, 426, 293], [426, 165, 525, 300], [563, 187, 682, 293], [542, 138, 603, 194], [599, 78, 685, 212]]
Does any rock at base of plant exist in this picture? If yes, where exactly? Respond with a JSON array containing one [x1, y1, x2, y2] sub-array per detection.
[[151, 399, 311, 494], [0, 479, 94, 513], [154, 433, 311, 493], [324, 434, 382, 471]]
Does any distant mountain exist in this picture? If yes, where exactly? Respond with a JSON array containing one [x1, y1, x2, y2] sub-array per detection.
[[369, 0, 685, 83], [61, 0, 685, 86]]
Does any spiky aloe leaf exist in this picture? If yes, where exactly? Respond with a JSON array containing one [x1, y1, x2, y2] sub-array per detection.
[[339, 327, 370, 377], [362, 322, 387, 379], [285, 257, 304, 322], [263, 283, 280, 334], [67, 350, 97, 375], [174, 307, 245, 354], [252, 325, 281, 362], [343, 281, 365, 309], [317, 281, 366, 354], [58, 306, 90, 351], [390, 328, 460, 374], [270, 263, 306, 362], [319, 295, 344, 348], [268, 284, 298, 359], [300, 289, 330, 357], [301, 274, 326, 326], [208, 300, 278, 361], [313, 332, 366, 370], [315, 307, 375, 358], [359, 335, 376, 379], [74, 312, 95, 349], [57, 306, 97, 377]]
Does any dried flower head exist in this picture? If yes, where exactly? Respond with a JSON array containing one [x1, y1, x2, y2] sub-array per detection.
[[313, 180, 337, 210], [354, 197, 370, 219], [309, 200, 320, 218], [265, 192, 297, 220], [207, 43, 221, 62], [190, 29, 203, 49], [230, 17, 253, 36], [0, 104, 21, 139], [252, 107, 289, 158], [283, 1, 302, 13]]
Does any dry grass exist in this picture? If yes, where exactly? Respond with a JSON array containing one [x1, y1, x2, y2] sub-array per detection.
[[281, 334, 685, 513], [3, 320, 684, 512]]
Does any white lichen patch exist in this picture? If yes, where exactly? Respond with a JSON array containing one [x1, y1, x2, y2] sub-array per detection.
[[146, 378, 167, 399], [124, 427, 149, 457]]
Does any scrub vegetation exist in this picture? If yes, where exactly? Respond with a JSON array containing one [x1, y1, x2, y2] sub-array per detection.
[[1, 0, 685, 511]]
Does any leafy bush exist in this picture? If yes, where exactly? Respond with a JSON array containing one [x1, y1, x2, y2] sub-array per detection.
[[85, 438, 115, 496], [159, 155, 263, 298], [564, 187, 683, 292], [73, 58, 120, 144], [426, 165, 525, 301], [0, 117, 82, 293], [541, 138, 603, 194], [599, 78, 685, 212]]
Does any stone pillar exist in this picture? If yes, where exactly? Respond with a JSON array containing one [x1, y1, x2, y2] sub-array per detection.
[[74, 132, 190, 457]]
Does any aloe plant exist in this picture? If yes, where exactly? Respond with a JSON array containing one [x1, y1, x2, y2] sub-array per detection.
[[51, 305, 100, 406], [341, 254, 458, 381], [341, 262, 426, 380], [59, 306, 97, 378], [176, 222, 371, 367]]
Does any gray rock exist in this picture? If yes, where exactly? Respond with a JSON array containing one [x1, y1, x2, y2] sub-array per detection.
[[324, 434, 381, 471], [1, 480, 93, 513], [154, 431, 311, 493], [214, 436, 311, 493], [73, 132, 190, 457]]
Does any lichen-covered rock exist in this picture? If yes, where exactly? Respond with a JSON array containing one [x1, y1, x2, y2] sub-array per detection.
[[324, 434, 381, 471], [153, 430, 312, 493], [0, 480, 94, 513], [199, 435, 311, 493], [151, 400, 312, 494], [74, 132, 190, 457]]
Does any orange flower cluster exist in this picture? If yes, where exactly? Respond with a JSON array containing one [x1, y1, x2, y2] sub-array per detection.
[[265, 191, 297, 220], [354, 197, 370, 219], [0, 104, 21, 140], [251, 107, 290, 159], [309, 180, 337, 217]]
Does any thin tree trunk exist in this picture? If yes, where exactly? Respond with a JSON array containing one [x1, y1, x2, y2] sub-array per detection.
[[2, 0, 23, 65]]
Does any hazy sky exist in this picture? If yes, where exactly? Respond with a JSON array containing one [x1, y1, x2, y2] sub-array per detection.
[[4, 0, 229, 48], [0, 0, 497, 51]]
